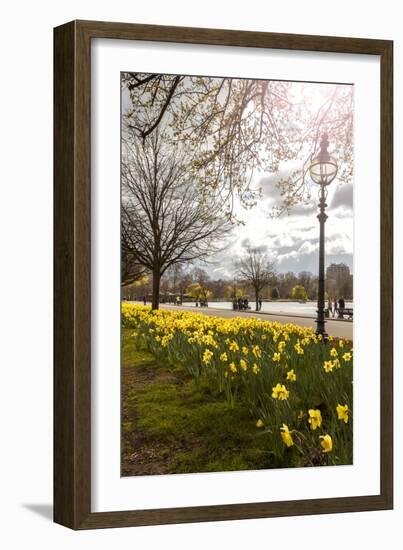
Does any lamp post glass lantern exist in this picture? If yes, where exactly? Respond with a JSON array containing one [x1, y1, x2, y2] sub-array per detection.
[[310, 134, 338, 339]]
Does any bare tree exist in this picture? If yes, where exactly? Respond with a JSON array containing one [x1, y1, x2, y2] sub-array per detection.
[[237, 247, 276, 311], [121, 133, 231, 309], [121, 249, 147, 287]]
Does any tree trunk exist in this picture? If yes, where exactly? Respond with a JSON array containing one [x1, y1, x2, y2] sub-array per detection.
[[152, 267, 161, 310]]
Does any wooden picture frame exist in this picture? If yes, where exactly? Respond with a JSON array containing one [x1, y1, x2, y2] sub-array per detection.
[[54, 19, 393, 529]]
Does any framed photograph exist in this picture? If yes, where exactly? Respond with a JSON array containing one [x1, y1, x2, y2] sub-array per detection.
[[54, 20, 393, 529]]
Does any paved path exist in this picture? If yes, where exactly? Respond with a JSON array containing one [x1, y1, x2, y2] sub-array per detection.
[[153, 303, 353, 340]]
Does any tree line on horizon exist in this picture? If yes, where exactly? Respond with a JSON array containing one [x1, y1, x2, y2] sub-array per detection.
[[122, 261, 353, 308]]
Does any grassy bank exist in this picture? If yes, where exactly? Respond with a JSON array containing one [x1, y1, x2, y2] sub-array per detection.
[[122, 328, 282, 476]]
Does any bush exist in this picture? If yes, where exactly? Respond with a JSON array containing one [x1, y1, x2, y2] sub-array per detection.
[[291, 285, 308, 301]]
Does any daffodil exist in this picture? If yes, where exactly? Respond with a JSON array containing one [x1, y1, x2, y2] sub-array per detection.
[[229, 341, 239, 352], [229, 362, 237, 373], [330, 347, 338, 358], [240, 359, 248, 371], [273, 352, 281, 362], [252, 363, 260, 375], [220, 352, 228, 362], [252, 345, 262, 358], [308, 409, 322, 430], [202, 349, 213, 364], [320, 434, 333, 453], [286, 369, 297, 382], [278, 341, 286, 352], [272, 383, 289, 400], [336, 403, 349, 423], [256, 419, 264, 428], [342, 352, 352, 362], [294, 342, 304, 355], [323, 360, 335, 373], [242, 346, 249, 355], [280, 424, 294, 447]]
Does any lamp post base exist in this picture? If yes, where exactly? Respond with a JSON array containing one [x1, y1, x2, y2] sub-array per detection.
[[315, 314, 328, 342], [315, 330, 328, 342]]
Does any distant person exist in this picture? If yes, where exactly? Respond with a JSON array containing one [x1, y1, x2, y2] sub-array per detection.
[[327, 298, 332, 317], [176, 295, 180, 305], [258, 297, 262, 311], [244, 298, 249, 310], [143, 295, 147, 306], [338, 296, 345, 318], [195, 299, 199, 307], [332, 297, 337, 317]]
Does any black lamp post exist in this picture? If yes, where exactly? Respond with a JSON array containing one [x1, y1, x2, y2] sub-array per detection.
[[309, 134, 338, 340]]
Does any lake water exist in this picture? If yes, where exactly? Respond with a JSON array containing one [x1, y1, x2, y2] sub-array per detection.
[[179, 300, 353, 316]]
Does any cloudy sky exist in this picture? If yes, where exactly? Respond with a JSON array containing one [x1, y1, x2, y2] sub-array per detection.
[[204, 170, 353, 279]]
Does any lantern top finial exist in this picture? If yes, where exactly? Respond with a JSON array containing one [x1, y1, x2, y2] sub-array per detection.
[[309, 133, 338, 186], [319, 134, 330, 160]]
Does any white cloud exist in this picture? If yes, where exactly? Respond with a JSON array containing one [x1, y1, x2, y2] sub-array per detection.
[[202, 172, 353, 277]]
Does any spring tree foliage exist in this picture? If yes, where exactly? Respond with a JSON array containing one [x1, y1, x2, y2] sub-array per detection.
[[186, 283, 213, 302], [224, 282, 245, 300], [122, 73, 353, 216], [291, 285, 308, 301]]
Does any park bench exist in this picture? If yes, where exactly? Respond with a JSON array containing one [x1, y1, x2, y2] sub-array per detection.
[[325, 308, 353, 321], [338, 308, 353, 320]]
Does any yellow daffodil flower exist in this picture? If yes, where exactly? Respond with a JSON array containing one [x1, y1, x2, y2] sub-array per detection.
[[336, 403, 349, 423], [320, 434, 333, 453], [280, 424, 294, 447], [286, 369, 297, 382], [323, 360, 335, 373], [202, 349, 213, 364], [278, 341, 286, 352], [294, 342, 304, 355], [272, 383, 289, 400], [308, 409, 322, 430], [252, 345, 262, 358], [252, 363, 260, 375], [229, 341, 239, 352]]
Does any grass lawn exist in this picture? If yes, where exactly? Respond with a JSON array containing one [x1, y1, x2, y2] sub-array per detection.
[[121, 328, 279, 476]]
